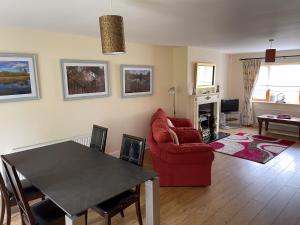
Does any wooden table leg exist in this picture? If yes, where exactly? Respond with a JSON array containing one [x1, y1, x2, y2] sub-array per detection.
[[258, 119, 263, 135], [265, 121, 269, 131], [145, 177, 160, 225], [65, 214, 85, 225]]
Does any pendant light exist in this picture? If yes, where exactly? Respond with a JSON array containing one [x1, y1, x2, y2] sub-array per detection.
[[265, 39, 276, 63], [99, 0, 126, 55]]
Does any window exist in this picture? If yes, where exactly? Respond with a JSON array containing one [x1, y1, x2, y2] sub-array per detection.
[[252, 64, 300, 104]]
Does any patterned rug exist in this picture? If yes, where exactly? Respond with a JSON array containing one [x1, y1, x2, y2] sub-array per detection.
[[209, 133, 295, 164]]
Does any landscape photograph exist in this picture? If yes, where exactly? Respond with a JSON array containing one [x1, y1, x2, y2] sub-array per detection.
[[66, 65, 106, 95], [0, 60, 32, 96], [123, 66, 152, 97]]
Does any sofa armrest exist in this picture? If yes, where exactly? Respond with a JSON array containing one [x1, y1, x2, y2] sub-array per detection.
[[168, 117, 193, 128], [157, 142, 214, 164], [171, 127, 202, 143]]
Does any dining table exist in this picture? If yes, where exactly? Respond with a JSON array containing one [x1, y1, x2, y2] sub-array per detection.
[[4, 141, 159, 225]]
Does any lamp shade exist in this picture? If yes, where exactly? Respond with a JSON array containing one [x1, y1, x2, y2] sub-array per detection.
[[99, 15, 126, 55], [265, 49, 276, 62]]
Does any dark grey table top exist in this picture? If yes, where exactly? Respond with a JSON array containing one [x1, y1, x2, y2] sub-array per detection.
[[4, 141, 157, 216]]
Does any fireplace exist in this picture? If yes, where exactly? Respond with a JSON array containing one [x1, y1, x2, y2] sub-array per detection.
[[192, 93, 229, 143], [198, 103, 215, 140]]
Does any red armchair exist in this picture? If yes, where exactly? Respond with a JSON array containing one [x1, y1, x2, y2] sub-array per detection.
[[148, 108, 214, 186]]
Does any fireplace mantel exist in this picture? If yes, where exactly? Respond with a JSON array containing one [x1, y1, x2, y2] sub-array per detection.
[[192, 93, 221, 133]]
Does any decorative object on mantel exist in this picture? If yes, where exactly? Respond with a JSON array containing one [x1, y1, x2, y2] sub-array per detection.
[[120, 65, 153, 97], [0, 53, 40, 103], [265, 39, 276, 63], [168, 87, 176, 117], [99, 0, 125, 54], [216, 84, 220, 93]]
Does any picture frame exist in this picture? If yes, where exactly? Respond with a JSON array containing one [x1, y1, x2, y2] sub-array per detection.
[[60, 59, 110, 100], [0, 53, 40, 103], [121, 65, 153, 98]]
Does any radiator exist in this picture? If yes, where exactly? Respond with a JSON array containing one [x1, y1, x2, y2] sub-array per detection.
[[6, 134, 92, 181]]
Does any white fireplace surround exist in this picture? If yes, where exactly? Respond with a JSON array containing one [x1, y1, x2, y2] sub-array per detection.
[[192, 93, 221, 132]]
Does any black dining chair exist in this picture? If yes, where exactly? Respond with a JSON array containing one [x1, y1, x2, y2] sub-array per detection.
[[90, 125, 108, 153], [92, 134, 146, 225], [1, 156, 66, 225], [0, 168, 45, 225], [0, 172, 11, 225]]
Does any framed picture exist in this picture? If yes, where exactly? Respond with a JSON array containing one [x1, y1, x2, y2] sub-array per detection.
[[121, 65, 153, 97], [0, 53, 40, 102], [60, 59, 109, 100]]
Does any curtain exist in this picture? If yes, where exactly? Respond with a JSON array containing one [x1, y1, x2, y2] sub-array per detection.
[[242, 59, 261, 126]]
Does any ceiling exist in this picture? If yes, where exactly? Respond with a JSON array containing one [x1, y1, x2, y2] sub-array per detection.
[[1, 0, 300, 53]]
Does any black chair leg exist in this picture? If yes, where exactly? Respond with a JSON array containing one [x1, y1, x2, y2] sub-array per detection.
[[120, 210, 125, 218], [135, 200, 143, 225], [105, 214, 111, 225], [0, 195, 5, 225], [85, 211, 88, 225]]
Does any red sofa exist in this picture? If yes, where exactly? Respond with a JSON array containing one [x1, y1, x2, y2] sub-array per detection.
[[148, 108, 214, 186]]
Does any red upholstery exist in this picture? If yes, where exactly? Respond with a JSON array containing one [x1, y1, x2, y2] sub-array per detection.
[[148, 108, 214, 186], [168, 117, 193, 127], [171, 127, 203, 144]]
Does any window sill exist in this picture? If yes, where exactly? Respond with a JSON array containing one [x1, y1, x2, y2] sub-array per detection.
[[252, 100, 300, 106]]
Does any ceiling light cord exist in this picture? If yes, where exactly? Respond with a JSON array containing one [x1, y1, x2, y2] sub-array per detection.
[[269, 39, 274, 49]]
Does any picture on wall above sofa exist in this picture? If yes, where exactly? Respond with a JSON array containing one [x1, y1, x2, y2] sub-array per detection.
[[0, 53, 40, 102], [61, 59, 109, 100], [121, 65, 153, 97]]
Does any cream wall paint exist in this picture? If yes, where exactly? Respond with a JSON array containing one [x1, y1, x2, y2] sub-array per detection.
[[0, 27, 174, 155], [187, 47, 230, 120], [172, 46, 229, 120], [228, 50, 300, 125], [172, 47, 188, 117], [187, 47, 229, 98]]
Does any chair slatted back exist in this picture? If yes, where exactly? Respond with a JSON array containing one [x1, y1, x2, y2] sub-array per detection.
[[120, 134, 146, 167], [1, 156, 35, 225], [119, 134, 146, 195], [0, 171, 11, 225], [90, 125, 108, 153]]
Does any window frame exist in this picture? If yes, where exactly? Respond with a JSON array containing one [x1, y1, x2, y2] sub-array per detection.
[[252, 62, 300, 104]]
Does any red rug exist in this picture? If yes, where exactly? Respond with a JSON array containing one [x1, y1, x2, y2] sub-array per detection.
[[209, 133, 295, 164]]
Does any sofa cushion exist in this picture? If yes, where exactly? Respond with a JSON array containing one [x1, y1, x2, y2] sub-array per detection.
[[166, 118, 175, 127], [168, 128, 179, 145], [168, 117, 193, 127], [157, 142, 214, 164], [151, 108, 167, 124], [171, 127, 202, 144], [152, 119, 173, 143]]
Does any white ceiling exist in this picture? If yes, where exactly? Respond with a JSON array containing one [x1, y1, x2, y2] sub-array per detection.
[[1, 0, 300, 53]]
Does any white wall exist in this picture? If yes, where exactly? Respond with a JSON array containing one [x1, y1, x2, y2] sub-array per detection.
[[0, 27, 174, 154]]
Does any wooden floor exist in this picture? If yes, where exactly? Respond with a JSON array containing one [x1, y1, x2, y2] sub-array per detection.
[[9, 127, 300, 225]]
